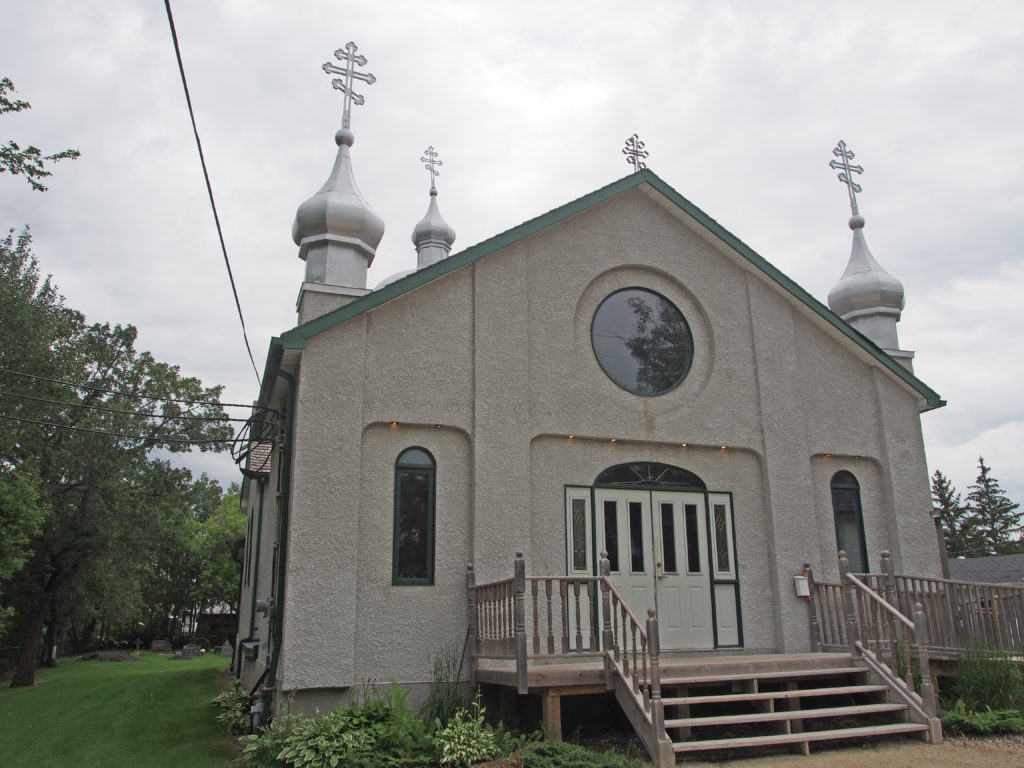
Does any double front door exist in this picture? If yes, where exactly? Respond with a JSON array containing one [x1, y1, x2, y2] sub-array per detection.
[[566, 486, 738, 649]]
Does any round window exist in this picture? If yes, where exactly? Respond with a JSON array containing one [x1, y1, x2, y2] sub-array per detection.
[[591, 288, 694, 395]]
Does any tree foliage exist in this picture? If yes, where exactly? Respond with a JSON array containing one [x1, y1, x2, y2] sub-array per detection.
[[0, 231, 234, 686], [932, 469, 971, 557], [965, 457, 1022, 555], [933, 458, 1023, 558], [1, 77, 79, 192]]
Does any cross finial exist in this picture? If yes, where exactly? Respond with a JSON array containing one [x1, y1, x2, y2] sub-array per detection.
[[322, 42, 376, 130], [829, 139, 864, 216], [420, 146, 442, 192], [623, 134, 649, 171]]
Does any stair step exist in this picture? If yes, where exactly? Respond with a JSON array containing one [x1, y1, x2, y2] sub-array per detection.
[[672, 722, 929, 753], [663, 683, 890, 707], [665, 702, 908, 728], [662, 666, 867, 687]]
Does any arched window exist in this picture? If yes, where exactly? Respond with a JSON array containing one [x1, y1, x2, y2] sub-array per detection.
[[393, 447, 435, 585], [831, 471, 867, 573]]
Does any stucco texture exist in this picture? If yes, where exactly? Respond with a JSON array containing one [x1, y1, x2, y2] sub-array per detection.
[[252, 184, 940, 702]]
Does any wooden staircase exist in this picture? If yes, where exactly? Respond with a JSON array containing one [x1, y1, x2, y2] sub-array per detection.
[[656, 653, 929, 758]]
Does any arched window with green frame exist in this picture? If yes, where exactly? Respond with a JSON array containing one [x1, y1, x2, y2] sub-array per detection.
[[831, 470, 868, 573], [393, 447, 435, 585]]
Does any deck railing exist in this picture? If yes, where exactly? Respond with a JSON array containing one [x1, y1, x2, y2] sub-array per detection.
[[812, 551, 1024, 656], [467, 551, 667, 752]]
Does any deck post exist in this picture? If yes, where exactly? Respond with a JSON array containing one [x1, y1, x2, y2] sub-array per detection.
[[880, 550, 904, 615], [514, 552, 528, 694], [646, 608, 665, 734], [804, 563, 821, 651], [839, 550, 862, 658], [913, 602, 937, 717], [466, 564, 479, 686], [600, 552, 614, 689]]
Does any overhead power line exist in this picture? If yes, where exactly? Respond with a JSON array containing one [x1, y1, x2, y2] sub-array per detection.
[[0, 413, 238, 445], [163, 0, 262, 389], [0, 389, 252, 422], [0, 368, 262, 410]]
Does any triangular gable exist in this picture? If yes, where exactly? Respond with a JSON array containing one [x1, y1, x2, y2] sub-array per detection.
[[271, 169, 944, 410]]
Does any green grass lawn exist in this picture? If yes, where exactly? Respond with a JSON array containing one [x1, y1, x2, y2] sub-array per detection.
[[0, 651, 237, 768]]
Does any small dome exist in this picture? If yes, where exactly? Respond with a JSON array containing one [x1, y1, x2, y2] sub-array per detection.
[[828, 217, 904, 320], [292, 129, 384, 263], [412, 188, 456, 249], [412, 186, 455, 269]]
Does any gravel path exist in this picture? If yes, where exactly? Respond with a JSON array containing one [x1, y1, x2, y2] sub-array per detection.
[[694, 734, 1024, 767]]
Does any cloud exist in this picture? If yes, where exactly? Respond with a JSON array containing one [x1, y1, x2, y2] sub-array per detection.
[[1, 0, 1022, 501]]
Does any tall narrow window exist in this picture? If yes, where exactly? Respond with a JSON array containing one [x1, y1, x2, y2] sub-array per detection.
[[393, 447, 435, 585], [831, 471, 867, 573]]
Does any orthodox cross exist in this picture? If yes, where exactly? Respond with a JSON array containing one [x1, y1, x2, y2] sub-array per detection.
[[829, 139, 864, 216], [420, 146, 442, 191], [322, 42, 376, 130], [623, 134, 649, 171]]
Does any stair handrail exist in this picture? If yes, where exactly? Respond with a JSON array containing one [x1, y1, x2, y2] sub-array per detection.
[[599, 552, 666, 736], [839, 550, 937, 718], [598, 552, 673, 766]]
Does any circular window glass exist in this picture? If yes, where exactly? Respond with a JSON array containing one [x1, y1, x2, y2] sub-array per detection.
[[591, 288, 694, 395]]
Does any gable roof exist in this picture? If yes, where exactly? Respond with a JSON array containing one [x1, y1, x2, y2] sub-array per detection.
[[949, 553, 1024, 584], [264, 169, 944, 410]]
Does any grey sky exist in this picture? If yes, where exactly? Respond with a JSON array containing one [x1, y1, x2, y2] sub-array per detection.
[[2, 1, 1022, 505]]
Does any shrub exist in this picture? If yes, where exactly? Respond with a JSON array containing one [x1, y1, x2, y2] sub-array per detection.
[[940, 699, 1024, 735], [955, 641, 1024, 710], [242, 683, 432, 768], [420, 644, 470, 726], [435, 699, 499, 767], [243, 714, 303, 768], [211, 675, 251, 735], [517, 740, 645, 768]]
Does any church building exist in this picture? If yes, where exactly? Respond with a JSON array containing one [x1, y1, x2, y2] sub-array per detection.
[[235, 45, 945, 726]]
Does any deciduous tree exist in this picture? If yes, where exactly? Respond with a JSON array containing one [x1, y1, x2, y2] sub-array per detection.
[[1, 77, 79, 192]]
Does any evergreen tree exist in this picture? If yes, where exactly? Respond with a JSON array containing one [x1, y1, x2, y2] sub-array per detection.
[[932, 469, 974, 557], [965, 457, 1022, 555]]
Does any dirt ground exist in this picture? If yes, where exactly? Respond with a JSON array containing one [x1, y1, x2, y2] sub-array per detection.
[[693, 734, 1024, 768]]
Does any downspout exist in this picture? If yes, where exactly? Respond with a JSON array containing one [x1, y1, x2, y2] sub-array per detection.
[[235, 477, 266, 678], [247, 477, 267, 639], [265, 368, 296, 704]]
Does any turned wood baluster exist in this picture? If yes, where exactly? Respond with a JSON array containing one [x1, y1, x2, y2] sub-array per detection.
[[574, 580, 583, 652], [545, 579, 555, 654], [531, 580, 540, 654], [647, 607, 664, 734], [514, 552, 527, 694], [565, 581, 573, 655]]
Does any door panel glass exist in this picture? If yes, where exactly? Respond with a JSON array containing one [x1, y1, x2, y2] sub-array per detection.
[[628, 501, 644, 572], [684, 503, 701, 573], [660, 502, 678, 573], [603, 500, 619, 572], [571, 498, 587, 571], [713, 503, 731, 573]]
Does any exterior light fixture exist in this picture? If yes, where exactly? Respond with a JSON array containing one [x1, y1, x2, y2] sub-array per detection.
[[390, 421, 398, 428], [610, 438, 617, 443]]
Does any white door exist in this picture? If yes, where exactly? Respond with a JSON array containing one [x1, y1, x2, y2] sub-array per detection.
[[651, 492, 714, 649], [592, 489, 714, 650], [594, 489, 656, 622]]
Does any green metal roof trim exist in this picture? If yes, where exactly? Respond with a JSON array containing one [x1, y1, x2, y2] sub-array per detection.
[[275, 169, 944, 410]]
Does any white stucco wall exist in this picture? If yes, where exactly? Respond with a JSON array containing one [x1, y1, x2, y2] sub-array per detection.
[[258, 184, 940, 705]]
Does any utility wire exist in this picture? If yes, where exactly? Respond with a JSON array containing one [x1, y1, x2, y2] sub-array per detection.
[[0, 413, 238, 445], [0, 390, 252, 422], [0, 368, 262, 410], [163, 0, 262, 389]]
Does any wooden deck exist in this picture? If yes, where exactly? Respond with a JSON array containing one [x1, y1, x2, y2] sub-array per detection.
[[465, 551, 1024, 765]]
